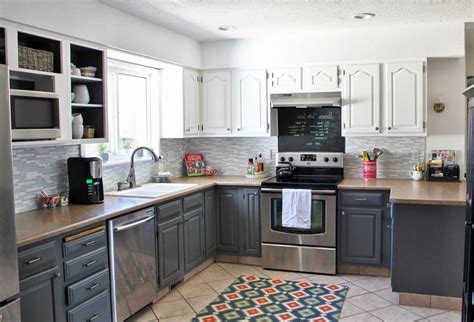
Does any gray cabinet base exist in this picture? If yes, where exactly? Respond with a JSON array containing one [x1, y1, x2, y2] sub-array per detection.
[[262, 243, 336, 274]]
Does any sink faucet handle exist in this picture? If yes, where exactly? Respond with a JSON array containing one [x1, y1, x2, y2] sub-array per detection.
[[117, 181, 130, 191]]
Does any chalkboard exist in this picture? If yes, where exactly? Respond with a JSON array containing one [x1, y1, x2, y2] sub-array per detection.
[[278, 107, 345, 152]]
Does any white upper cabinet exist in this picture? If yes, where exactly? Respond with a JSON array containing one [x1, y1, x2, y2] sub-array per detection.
[[342, 64, 381, 135], [268, 67, 302, 93], [201, 71, 232, 135], [232, 69, 268, 135], [183, 69, 201, 136], [385, 61, 424, 134], [303, 65, 339, 92]]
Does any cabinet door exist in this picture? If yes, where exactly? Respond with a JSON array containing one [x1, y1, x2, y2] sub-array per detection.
[[184, 209, 205, 272], [342, 64, 381, 135], [19, 266, 61, 322], [183, 69, 201, 136], [204, 190, 217, 257], [232, 70, 268, 135], [303, 65, 339, 92], [216, 188, 240, 254], [158, 216, 185, 288], [201, 71, 232, 135], [385, 61, 424, 133], [268, 67, 302, 93], [240, 189, 261, 257], [339, 208, 382, 265]]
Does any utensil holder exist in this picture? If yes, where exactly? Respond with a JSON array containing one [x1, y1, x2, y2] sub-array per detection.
[[363, 160, 377, 180]]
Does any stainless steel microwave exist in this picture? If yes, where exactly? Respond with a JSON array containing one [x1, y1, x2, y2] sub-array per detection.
[[10, 90, 61, 140]]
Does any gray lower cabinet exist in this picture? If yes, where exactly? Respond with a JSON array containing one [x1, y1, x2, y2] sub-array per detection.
[[338, 190, 391, 267], [216, 187, 261, 257], [19, 266, 62, 322], [339, 208, 382, 265], [240, 188, 261, 257], [158, 215, 185, 287], [216, 188, 240, 254], [204, 190, 217, 257], [184, 208, 206, 272]]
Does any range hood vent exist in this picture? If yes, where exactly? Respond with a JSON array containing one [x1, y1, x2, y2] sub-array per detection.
[[270, 92, 341, 108]]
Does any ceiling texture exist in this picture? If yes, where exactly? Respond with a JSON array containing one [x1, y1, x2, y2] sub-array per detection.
[[99, 0, 474, 41]]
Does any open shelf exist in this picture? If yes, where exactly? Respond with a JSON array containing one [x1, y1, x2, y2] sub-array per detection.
[[0, 28, 5, 65], [10, 70, 55, 92], [71, 75, 102, 83], [17, 32, 61, 74], [71, 103, 103, 108], [10, 89, 58, 99]]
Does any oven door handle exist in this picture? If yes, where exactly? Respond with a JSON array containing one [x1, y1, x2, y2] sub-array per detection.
[[261, 188, 336, 194]]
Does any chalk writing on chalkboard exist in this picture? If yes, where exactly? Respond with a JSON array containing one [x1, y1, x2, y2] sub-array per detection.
[[278, 107, 345, 152]]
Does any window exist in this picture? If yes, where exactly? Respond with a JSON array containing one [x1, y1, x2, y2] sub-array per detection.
[[83, 59, 160, 162]]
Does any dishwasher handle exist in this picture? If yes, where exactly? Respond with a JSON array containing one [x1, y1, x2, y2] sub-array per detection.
[[113, 215, 155, 232]]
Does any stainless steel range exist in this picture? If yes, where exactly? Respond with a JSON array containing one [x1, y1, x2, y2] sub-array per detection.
[[261, 152, 344, 275]]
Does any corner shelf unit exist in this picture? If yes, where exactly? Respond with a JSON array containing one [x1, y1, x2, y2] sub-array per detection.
[[69, 42, 107, 143]]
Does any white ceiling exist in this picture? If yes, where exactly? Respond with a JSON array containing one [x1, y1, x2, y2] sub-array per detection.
[[99, 0, 474, 41]]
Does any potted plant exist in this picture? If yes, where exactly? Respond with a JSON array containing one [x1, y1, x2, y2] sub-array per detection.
[[97, 143, 109, 162]]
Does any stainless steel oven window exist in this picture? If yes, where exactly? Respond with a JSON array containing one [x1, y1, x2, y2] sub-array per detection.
[[270, 197, 326, 234]]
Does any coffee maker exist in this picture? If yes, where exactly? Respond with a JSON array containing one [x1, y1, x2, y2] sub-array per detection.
[[68, 157, 104, 204]]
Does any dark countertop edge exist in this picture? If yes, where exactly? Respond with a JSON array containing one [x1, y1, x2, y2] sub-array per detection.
[[16, 179, 465, 247]]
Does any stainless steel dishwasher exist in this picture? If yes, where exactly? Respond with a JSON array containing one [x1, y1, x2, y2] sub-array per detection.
[[108, 207, 158, 322]]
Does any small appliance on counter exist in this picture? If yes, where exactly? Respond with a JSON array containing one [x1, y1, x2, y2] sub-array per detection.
[[426, 150, 460, 182], [68, 157, 104, 204]]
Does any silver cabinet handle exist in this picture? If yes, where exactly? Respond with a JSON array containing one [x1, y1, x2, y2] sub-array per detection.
[[25, 257, 42, 265], [54, 272, 61, 278], [388, 126, 392, 130], [355, 198, 367, 201], [341, 211, 346, 216], [82, 240, 97, 247], [114, 215, 155, 232], [261, 188, 336, 194], [88, 314, 100, 322], [87, 283, 101, 291], [83, 260, 97, 267]]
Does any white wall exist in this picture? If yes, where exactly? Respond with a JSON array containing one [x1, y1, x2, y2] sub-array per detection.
[[0, 0, 201, 68], [201, 23, 465, 69]]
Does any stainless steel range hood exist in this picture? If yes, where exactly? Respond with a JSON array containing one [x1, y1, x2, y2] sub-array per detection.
[[270, 92, 341, 108]]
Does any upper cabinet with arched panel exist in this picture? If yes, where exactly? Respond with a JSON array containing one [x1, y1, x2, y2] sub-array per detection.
[[303, 65, 339, 92]]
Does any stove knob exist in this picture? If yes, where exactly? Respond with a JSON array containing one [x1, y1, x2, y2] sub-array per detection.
[[324, 157, 329, 162], [280, 156, 286, 162], [288, 157, 294, 162], [333, 157, 339, 163]]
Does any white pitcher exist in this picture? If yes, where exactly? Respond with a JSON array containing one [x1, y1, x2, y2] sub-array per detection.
[[408, 170, 424, 181], [73, 84, 90, 104], [72, 113, 84, 139]]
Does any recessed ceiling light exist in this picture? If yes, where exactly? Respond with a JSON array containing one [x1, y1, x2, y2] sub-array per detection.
[[218, 25, 235, 31], [353, 13, 375, 20]]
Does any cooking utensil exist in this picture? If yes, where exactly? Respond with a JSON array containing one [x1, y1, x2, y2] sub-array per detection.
[[372, 148, 384, 160]]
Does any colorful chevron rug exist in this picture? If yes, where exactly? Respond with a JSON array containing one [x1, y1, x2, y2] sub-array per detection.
[[193, 275, 348, 321]]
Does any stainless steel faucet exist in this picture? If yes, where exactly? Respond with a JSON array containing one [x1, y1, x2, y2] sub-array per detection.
[[121, 147, 161, 190]]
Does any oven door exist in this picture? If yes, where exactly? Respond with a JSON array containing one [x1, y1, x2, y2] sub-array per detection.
[[261, 188, 336, 247]]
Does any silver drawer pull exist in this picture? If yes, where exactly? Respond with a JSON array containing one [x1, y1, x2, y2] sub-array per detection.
[[25, 257, 42, 265], [355, 198, 367, 201], [88, 314, 100, 322], [82, 240, 97, 247], [87, 283, 101, 291], [83, 260, 97, 267]]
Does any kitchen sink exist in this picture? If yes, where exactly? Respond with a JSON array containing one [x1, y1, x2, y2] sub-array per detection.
[[105, 183, 198, 199]]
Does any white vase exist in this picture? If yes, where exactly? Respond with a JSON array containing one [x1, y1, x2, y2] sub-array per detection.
[[73, 84, 90, 104], [72, 113, 84, 139]]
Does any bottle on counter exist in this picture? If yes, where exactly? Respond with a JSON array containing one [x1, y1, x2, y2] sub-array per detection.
[[247, 158, 254, 176], [257, 153, 264, 172]]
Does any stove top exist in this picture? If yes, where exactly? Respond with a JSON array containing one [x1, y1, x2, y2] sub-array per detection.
[[262, 152, 344, 191]]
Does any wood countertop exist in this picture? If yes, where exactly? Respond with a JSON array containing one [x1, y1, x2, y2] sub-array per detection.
[[338, 178, 467, 206], [15, 176, 269, 248]]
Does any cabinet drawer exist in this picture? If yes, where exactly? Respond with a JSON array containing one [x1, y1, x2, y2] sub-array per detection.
[[183, 193, 203, 213], [340, 191, 385, 207], [63, 229, 106, 258], [67, 290, 111, 322], [156, 199, 182, 222], [18, 241, 57, 280], [64, 247, 108, 282], [67, 269, 109, 307]]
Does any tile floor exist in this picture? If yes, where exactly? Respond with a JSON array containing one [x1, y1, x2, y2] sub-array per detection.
[[126, 262, 462, 322]]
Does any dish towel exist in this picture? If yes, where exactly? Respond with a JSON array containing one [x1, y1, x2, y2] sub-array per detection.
[[282, 189, 312, 229]]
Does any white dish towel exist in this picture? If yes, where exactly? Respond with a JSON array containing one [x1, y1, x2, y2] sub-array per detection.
[[282, 189, 312, 229]]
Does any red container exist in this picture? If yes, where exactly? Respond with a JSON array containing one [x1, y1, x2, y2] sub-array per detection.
[[363, 160, 377, 180]]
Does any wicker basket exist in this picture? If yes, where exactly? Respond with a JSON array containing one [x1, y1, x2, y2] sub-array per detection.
[[18, 46, 54, 72]]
